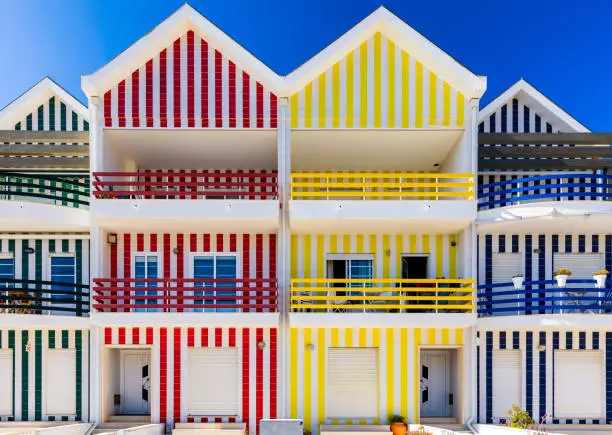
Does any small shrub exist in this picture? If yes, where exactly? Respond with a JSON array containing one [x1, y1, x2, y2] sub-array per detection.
[[593, 269, 609, 276], [506, 404, 535, 429], [389, 414, 406, 424], [553, 268, 572, 277]]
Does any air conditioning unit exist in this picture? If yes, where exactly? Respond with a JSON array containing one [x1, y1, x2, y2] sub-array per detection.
[[260, 419, 304, 435]]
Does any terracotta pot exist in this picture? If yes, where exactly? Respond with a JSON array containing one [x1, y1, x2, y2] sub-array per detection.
[[391, 422, 407, 435]]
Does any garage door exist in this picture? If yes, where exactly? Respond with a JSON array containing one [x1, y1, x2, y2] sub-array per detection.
[[493, 350, 521, 417], [328, 347, 378, 418], [0, 350, 13, 416], [46, 349, 76, 416], [554, 350, 604, 418], [188, 348, 241, 416]]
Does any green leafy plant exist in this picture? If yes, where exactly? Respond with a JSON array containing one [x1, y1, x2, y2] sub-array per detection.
[[506, 404, 535, 429], [553, 268, 572, 277], [389, 415, 406, 424]]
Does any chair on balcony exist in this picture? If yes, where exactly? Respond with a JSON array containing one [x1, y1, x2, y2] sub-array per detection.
[[563, 290, 593, 314]]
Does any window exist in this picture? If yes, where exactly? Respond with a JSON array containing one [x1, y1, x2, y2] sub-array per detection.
[[134, 255, 159, 312], [0, 256, 14, 292], [50, 256, 75, 301], [554, 350, 604, 418], [188, 348, 241, 416], [46, 349, 76, 416], [327, 347, 378, 418], [192, 255, 237, 312], [326, 256, 374, 312]]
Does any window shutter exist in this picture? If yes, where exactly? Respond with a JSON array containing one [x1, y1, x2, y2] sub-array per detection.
[[188, 348, 241, 416], [554, 350, 604, 418], [0, 350, 13, 416], [554, 253, 603, 280], [492, 253, 522, 283], [328, 348, 378, 418], [493, 350, 521, 417], [46, 349, 76, 416]]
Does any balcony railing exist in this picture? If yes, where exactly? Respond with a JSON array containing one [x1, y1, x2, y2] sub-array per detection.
[[478, 279, 612, 316], [290, 278, 475, 313], [92, 171, 278, 200], [291, 172, 474, 200], [0, 172, 89, 208], [0, 278, 89, 316], [478, 174, 612, 210], [92, 278, 277, 312]]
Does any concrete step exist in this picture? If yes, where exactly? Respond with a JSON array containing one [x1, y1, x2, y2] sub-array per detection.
[[106, 415, 151, 423]]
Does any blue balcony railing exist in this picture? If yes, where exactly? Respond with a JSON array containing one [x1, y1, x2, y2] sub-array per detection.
[[478, 174, 612, 210], [478, 279, 612, 316]]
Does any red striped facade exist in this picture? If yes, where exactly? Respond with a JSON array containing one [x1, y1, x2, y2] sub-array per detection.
[[103, 326, 277, 434], [102, 30, 278, 129]]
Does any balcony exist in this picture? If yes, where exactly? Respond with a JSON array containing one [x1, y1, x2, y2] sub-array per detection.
[[92, 278, 278, 324], [91, 171, 279, 232], [0, 173, 89, 231], [290, 278, 475, 327], [290, 172, 476, 233], [0, 278, 89, 324], [478, 174, 612, 232], [477, 279, 612, 327]]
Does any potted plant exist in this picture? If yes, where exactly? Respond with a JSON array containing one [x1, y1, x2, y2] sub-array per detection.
[[512, 273, 524, 290], [593, 269, 609, 289], [506, 404, 534, 429], [389, 414, 407, 435], [553, 268, 571, 288]]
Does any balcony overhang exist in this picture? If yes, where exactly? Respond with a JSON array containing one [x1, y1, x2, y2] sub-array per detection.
[[91, 312, 279, 327], [91, 199, 279, 232], [0, 314, 91, 329], [478, 314, 612, 330], [291, 129, 463, 171], [477, 200, 612, 233], [290, 199, 476, 233], [104, 129, 277, 169], [0, 201, 90, 232], [290, 312, 476, 328]]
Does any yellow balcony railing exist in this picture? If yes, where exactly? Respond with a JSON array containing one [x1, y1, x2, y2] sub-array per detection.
[[290, 278, 475, 313], [290, 172, 474, 200]]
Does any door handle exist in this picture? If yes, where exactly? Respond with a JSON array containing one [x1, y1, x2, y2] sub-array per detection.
[[449, 393, 454, 406]]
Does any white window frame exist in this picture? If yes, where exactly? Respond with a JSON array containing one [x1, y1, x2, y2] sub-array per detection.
[[188, 252, 242, 280], [131, 252, 160, 279]]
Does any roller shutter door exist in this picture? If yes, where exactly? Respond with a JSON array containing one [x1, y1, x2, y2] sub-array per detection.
[[0, 350, 13, 416], [328, 347, 378, 418], [553, 253, 603, 280], [46, 349, 76, 416], [188, 348, 241, 416], [493, 350, 521, 417], [554, 350, 604, 418], [492, 253, 522, 283]]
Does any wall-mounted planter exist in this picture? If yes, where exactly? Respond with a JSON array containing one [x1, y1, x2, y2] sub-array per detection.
[[512, 276, 524, 290], [594, 274, 607, 289], [555, 274, 569, 288]]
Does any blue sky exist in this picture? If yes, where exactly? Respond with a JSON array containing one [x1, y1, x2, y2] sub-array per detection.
[[0, 0, 609, 129]]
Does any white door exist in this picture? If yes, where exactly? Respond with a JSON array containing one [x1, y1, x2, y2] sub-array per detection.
[[554, 350, 604, 418], [46, 349, 76, 416], [122, 351, 151, 415], [421, 351, 452, 417], [0, 349, 13, 416], [493, 350, 521, 417]]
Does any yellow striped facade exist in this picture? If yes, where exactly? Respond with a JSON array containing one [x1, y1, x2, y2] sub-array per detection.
[[290, 32, 466, 129], [289, 326, 466, 432], [290, 233, 460, 281]]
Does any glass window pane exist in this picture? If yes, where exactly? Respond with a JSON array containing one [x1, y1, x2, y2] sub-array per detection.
[[51, 256, 75, 300]]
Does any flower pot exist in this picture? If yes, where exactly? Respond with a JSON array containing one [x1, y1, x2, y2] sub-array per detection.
[[391, 422, 407, 435], [555, 274, 568, 288], [512, 276, 524, 290], [594, 274, 607, 289]]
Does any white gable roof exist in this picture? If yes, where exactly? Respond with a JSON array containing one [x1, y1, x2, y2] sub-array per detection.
[[82, 4, 283, 98], [284, 6, 487, 99], [0, 77, 88, 129], [480, 79, 588, 132]]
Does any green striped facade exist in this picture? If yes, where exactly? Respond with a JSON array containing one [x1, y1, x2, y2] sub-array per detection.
[[13, 96, 89, 132], [0, 328, 89, 422]]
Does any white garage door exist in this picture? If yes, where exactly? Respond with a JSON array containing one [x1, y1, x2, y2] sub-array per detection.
[[554, 350, 604, 418], [46, 349, 76, 416], [0, 350, 13, 416], [328, 348, 378, 418], [493, 350, 521, 417], [492, 253, 522, 284], [188, 348, 241, 416]]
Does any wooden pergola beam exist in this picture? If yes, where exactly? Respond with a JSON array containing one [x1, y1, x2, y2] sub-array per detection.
[[0, 130, 89, 143], [479, 132, 612, 145]]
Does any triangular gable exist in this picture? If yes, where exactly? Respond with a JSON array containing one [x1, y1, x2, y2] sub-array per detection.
[[479, 79, 588, 133], [286, 7, 486, 129], [0, 77, 89, 131], [82, 4, 283, 129]]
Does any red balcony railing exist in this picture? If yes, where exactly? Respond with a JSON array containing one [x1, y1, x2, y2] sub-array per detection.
[[92, 277, 277, 312], [92, 171, 278, 200]]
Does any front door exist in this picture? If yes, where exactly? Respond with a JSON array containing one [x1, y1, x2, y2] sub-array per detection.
[[420, 350, 452, 418], [121, 351, 151, 415]]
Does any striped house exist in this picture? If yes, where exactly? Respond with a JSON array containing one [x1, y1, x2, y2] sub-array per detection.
[[476, 80, 612, 426]]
